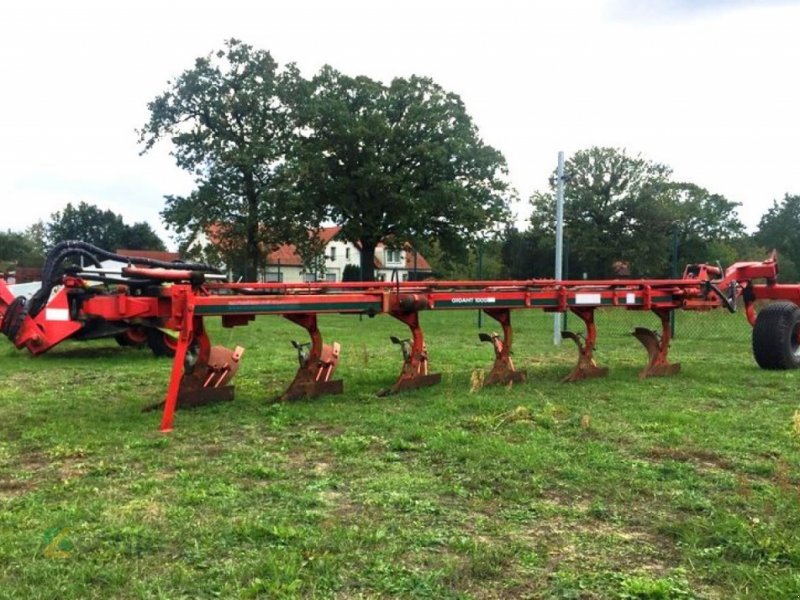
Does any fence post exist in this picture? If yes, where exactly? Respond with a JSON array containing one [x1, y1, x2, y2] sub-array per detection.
[[553, 151, 566, 345], [477, 243, 483, 329], [670, 228, 679, 338]]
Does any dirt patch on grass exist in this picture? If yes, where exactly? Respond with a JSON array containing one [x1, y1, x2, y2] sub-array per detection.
[[498, 493, 682, 579], [0, 476, 37, 499], [310, 424, 347, 437], [646, 446, 732, 472], [1, 450, 89, 496]]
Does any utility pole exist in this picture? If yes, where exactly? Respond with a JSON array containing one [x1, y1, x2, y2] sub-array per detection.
[[553, 150, 566, 345]]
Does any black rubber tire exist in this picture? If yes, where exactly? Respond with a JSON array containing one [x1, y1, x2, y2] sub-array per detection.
[[115, 328, 147, 348], [115, 333, 133, 347], [1, 296, 27, 341], [752, 301, 800, 369], [145, 328, 177, 358]]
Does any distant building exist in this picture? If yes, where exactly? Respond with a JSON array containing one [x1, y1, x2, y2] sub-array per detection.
[[115, 249, 182, 263], [190, 226, 433, 283]]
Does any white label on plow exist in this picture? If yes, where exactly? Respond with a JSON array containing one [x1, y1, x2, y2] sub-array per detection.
[[451, 297, 496, 304], [45, 308, 70, 321], [575, 293, 601, 305]]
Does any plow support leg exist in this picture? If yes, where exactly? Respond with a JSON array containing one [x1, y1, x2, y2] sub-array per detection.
[[159, 315, 243, 432], [480, 309, 526, 386], [379, 311, 441, 396], [633, 309, 681, 379], [278, 313, 343, 401], [562, 308, 609, 382]]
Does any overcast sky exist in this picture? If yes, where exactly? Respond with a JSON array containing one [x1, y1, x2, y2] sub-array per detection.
[[1, 0, 798, 249]]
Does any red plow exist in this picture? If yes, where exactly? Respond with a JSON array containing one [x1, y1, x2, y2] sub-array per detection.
[[2, 243, 800, 432]]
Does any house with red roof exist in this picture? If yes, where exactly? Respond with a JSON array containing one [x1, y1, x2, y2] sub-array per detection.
[[190, 225, 432, 283], [263, 226, 433, 283]]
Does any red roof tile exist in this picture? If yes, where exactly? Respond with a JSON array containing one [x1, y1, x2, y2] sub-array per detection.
[[318, 226, 342, 244], [404, 244, 432, 271], [266, 243, 304, 266]]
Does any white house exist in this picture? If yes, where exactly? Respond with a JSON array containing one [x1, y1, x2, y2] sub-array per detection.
[[262, 227, 432, 283], [190, 226, 433, 283]]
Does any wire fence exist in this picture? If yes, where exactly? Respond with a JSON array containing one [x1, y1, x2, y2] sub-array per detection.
[[563, 304, 754, 343]]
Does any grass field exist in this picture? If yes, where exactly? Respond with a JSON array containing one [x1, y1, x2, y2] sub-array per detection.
[[1, 308, 800, 599]]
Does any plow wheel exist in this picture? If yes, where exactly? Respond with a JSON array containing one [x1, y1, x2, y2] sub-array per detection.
[[146, 328, 181, 358], [752, 301, 800, 370], [115, 326, 148, 348]]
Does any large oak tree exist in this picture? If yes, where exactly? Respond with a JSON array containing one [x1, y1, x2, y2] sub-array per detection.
[[290, 67, 512, 280], [139, 39, 315, 279], [530, 147, 744, 277]]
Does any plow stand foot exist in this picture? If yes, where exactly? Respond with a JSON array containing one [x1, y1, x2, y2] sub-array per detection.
[[149, 344, 244, 413], [633, 327, 681, 379], [479, 332, 526, 386], [380, 312, 442, 397], [561, 329, 609, 383], [479, 309, 527, 387], [486, 367, 527, 386], [278, 340, 343, 401], [378, 372, 443, 397]]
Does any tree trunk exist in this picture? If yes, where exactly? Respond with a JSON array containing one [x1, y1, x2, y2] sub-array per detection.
[[359, 240, 377, 281], [244, 173, 260, 282]]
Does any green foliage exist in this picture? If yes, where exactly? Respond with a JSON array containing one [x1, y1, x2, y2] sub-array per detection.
[[45, 202, 165, 251], [619, 571, 692, 599], [0, 228, 45, 270], [756, 194, 800, 281], [500, 227, 555, 279], [413, 237, 505, 280], [342, 264, 361, 282], [290, 67, 513, 280], [530, 147, 745, 278], [139, 39, 320, 280]]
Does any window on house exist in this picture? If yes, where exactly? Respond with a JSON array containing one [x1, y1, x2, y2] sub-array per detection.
[[264, 272, 283, 283], [303, 272, 316, 282], [325, 272, 336, 282], [329, 246, 336, 261], [386, 249, 402, 264], [345, 247, 350, 260]]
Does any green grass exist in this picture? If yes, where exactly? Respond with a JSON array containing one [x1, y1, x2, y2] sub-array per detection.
[[1, 309, 799, 598]]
